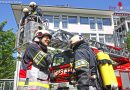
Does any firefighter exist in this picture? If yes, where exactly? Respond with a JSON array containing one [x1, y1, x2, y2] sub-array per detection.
[[18, 30, 52, 90], [20, 8, 30, 26], [69, 35, 98, 90], [19, 8, 30, 45], [29, 2, 43, 23]]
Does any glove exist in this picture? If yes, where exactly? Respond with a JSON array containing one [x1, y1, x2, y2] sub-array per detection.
[[91, 74, 96, 79]]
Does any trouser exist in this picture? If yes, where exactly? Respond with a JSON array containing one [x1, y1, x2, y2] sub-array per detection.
[[76, 72, 97, 90], [17, 78, 50, 90], [19, 31, 24, 45], [18, 67, 50, 90]]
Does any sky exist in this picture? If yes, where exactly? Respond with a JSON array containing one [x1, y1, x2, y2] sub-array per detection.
[[0, 0, 130, 33]]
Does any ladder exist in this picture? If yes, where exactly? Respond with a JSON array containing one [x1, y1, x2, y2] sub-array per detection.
[[49, 30, 130, 63]]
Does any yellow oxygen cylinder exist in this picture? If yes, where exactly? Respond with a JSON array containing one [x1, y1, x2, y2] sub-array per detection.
[[96, 51, 112, 86], [105, 54, 118, 88], [97, 51, 118, 88]]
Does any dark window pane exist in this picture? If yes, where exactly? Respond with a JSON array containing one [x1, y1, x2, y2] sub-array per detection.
[[62, 16, 68, 28], [97, 18, 103, 29], [54, 16, 60, 28], [89, 17, 96, 29], [102, 18, 111, 26], [68, 16, 77, 24], [80, 17, 89, 24], [44, 15, 53, 22], [90, 34, 96, 41], [105, 34, 113, 43], [99, 37, 104, 43]]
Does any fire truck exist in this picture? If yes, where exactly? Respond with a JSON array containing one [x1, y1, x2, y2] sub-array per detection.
[[15, 14, 130, 90], [48, 30, 130, 90]]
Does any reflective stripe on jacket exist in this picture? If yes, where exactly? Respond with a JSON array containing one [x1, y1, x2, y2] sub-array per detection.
[[19, 42, 52, 78]]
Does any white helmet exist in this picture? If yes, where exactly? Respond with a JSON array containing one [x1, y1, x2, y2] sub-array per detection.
[[35, 30, 52, 38], [23, 8, 29, 13], [33, 30, 52, 42], [29, 2, 37, 7], [69, 35, 83, 45]]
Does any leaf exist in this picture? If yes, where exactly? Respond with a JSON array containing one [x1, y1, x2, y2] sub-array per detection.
[[0, 20, 16, 79]]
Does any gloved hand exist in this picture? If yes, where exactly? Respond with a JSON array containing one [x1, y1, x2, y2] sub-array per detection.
[[90, 74, 97, 87], [91, 74, 96, 79]]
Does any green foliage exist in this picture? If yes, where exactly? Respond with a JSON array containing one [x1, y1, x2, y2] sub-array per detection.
[[0, 21, 16, 79], [127, 32, 130, 51], [0, 21, 7, 30]]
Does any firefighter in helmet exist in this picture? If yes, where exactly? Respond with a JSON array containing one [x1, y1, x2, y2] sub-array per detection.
[[69, 35, 97, 90], [29, 2, 43, 16], [19, 8, 30, 45], [20, 8, 30, 26], [18, 30, 52, 90], [29, 2, 43, 23]]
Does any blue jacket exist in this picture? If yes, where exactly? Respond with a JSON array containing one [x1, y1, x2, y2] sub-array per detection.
[[30, 6, 43, 17], [73, 41, 97, 75], [21, 42, 52, 73]]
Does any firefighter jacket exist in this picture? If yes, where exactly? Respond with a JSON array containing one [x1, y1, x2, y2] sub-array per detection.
[[19, 42, 52, 78], [73, 41, 97, 75], [30, 6, 43, 17], [72, 41, 97, 90]]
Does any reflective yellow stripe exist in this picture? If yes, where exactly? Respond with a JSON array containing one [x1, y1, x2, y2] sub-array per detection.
[[75, 64, 88, 69], [32, 11, 37, 15], [33, 51, 41, 61], [75, 60, 89, 69], [18, 82, 50, 88], [37, 53, 46, 65]]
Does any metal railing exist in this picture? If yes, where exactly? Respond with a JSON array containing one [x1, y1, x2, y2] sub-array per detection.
[[0, 79, 14, 90]]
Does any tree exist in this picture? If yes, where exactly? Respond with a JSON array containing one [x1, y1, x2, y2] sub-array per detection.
[[126, 32, 130, 51], [0, 21, 16, 79]]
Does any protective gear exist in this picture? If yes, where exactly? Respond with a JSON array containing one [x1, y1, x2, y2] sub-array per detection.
[[70, 35, 83, 45], [23, 8, 29, 13], [30, 6, 43, 17], [29, 2, 37, 7], [72, 41, 97, 90], [29, 1, 43, 22], [35, 30, 52, 40], [18, 42, 52, 90]]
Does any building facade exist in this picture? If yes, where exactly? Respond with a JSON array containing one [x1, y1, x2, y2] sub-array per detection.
[[113, 12, 130, 48], [12, 4, 114, 45]]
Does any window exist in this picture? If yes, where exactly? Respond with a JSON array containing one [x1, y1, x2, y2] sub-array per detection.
[[89, 17, 96, 29], [97, 18, 103, 30], [114, 19, 118, 26], [68, 16, 77, 24], [81, 33, 90, 39], [90, 34, 96, 41], [80, 17, 89, 24], [127, 22, 130, 32], [105, 34, 113, 43], [44, 15, 53, 22], [102, 18, 111, 26], [99, 34, 105, 43], [62, 16, 68, 28], [54, 16, 60, 28]]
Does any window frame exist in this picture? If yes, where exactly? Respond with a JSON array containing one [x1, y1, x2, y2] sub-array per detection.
[[97, 18, 103, 30], [68, 16, 77, 24], [44, 15, 53, 23], [54, 16, 60, 28], [62, 15, 68, 29], [80, 17, 89, 24], [90, 34, 97, 41], [102, 18, 112, 26], [89, 17, 96, 30]]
